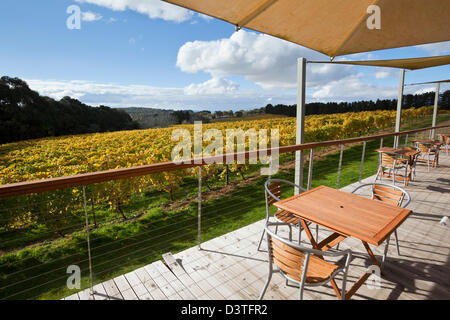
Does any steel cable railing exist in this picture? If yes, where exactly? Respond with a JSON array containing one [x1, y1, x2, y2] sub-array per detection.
[[0, 124, 448, 300]]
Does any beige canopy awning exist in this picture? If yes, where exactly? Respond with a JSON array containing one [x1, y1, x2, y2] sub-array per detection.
[[163, 0, 450, 57], [308, 55, 450, 70]]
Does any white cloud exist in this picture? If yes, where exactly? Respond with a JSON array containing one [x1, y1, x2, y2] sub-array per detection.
[[75, 0, 193, 22], [24, 79, 294, 111], [177, 30, 355, 90], [81, 11, 103, 21], [412, 87, 436, 95], [375, 70, 391, 79], [415, 41, 450, 55], [184, 77, 239, 95], [310, 74, 398, 101]]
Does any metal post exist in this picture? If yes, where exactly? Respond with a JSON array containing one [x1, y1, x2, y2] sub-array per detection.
[[394, 69, 405, 148], [295, 58, 307, 194], [82, 186, 94, 295], [307, 149, 314, 190], [405, 133, 408, 146], [359, 141, 366, 183], [198, 166, 202, 250], [380, 137, 384, 149], [431, 82, 440, 139], [336, 144, 344, 189]]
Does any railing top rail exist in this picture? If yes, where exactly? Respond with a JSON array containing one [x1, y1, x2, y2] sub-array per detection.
[[0, 124, 448, 199]]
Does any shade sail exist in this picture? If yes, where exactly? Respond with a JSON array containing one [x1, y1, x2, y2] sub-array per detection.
[[163, 0, 450, 57], [308, 55, 450, 70]]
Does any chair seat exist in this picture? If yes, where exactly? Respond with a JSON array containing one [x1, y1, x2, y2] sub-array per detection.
[[303, 256, 340, 284], [275, 210, 300, 225]]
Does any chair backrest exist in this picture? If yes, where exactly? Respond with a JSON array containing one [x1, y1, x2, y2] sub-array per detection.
[[351, 183, 411, 208], [269, 232, 306, 281], [372, 184, 404, 207], [418, 143, 430, 153], [264, 222, 351, 284], [266, 182, 282, 207], [264, 179, 306, 205], [380, 152, 397, 167]]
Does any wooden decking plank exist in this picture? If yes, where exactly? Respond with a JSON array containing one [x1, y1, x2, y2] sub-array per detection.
[[92, 283, 109, 300], [77, 288, 94, 300], [163, 252, 207, 299], [144, 262, 182, 300], [65, 293, 80, 300], [103, 279, 123, 299]]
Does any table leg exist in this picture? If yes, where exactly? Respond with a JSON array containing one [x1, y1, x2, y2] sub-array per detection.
[[345, 241, 383, 300], [299, 219, 320, 249]]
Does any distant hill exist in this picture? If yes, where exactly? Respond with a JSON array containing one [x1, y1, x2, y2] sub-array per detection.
[[119, 107, 178, 128], [0, 77, 139, 144]]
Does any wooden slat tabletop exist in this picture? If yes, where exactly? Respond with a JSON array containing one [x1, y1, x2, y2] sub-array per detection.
[[274, 185, 411, 246], [375, 147, 419, 157], [412, 139, 443, 146]]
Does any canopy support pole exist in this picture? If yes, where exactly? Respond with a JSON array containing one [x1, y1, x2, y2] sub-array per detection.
[[431, 82, 440, 139], [394, 69, 405, 148], [295, 58, 306, 194]]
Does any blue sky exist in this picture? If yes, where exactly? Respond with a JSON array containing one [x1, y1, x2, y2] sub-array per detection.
[[1, 0, 449, 111]]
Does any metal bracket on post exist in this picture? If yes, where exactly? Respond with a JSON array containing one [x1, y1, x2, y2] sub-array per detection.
[[336, 144, 344, 189], [359, 141, 366, 183], [82, 186, 94, 296], [198, 166, 202, 250]]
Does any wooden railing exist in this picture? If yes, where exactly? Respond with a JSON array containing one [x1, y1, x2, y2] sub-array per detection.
[[0, 124, 448, 199]]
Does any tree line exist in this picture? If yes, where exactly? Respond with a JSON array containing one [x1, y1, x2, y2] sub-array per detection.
[[265, 90, 450, 117], [0, 77, 139, 144]]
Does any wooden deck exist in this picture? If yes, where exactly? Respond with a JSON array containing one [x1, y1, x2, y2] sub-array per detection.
[[67, 154, 450, 300]]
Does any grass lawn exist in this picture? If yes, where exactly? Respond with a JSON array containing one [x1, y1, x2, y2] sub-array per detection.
[[0, 115, 448, 300]]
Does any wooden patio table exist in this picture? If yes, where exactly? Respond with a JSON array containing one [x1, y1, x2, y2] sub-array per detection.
[[274, 185, 412, 300], [375, 147, 419, 184], [412, 139, 443, 146]]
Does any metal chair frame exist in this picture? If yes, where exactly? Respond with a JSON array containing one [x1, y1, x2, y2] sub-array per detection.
[[375, 151, 408, 186], [259, 222, 352, 300], [350, 183, 411, 259], [257, 178, 318, 251], [415, 142, 439, 172], [440, 135, 449, 156]]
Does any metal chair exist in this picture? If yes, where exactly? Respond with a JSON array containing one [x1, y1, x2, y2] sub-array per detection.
[[257, 178, 318, 251], [416, 143, 439, 171], [375, 152, 408, 186], [350, 183, 411, 258], [402, 146, 420, 181], [438, 134, 449, 156], [259, 222, 352, 300]]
